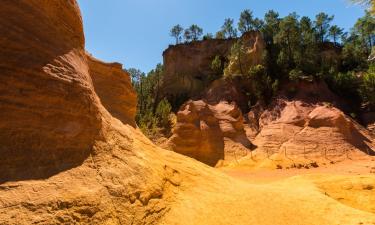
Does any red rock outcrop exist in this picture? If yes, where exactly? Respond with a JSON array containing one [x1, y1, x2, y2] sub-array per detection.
[[162, 39, 235, 100]]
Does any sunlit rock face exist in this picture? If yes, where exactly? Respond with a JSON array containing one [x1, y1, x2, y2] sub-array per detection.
[[168, 99, 255, 166], [252, 81, 375, 161], [88, 55, 137, 127]]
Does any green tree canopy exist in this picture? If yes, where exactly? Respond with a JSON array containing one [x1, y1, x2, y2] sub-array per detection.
[[221, 18, 238, 38], [170, 24, 184, 44], [329, 25, 344, 45], [314, 12, 334, 43], [184, 24, 203, 42], [238, 9, 254, 34]]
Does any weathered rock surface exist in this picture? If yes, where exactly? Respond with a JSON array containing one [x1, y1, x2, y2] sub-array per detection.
[[0, 0, 102, 182], [1, 1, 375, 225], [0, 1, 179, 223], [88, 55, 137, 127], [168, 99, 255, 166], [252, 96, 375, 161]]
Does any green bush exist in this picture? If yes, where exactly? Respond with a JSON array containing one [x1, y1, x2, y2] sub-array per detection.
[[155, 98, 172, 130], [361, 65, 375, 107]]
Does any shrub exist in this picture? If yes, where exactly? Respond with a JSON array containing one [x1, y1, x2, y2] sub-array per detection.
[[155, 98, 172, 129], [361, 65, 375, 107]]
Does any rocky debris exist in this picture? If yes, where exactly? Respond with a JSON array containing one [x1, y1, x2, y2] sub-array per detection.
[[168, 100, 255, 166]]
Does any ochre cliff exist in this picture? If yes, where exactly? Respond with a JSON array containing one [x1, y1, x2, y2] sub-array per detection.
[[1, 1, 375, 225], [162, 39, 235, 101], [161, 32, 263, 106]]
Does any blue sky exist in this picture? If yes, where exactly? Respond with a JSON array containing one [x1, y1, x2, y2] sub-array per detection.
[[77, 0, 366, 73]]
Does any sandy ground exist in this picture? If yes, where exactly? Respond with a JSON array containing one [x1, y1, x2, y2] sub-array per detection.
[[220, 158, 375, 216], [222, 159, 375, 183]]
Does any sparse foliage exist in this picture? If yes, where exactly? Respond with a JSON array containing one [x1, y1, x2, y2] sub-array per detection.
[[170, 24, 184, 44], [221, 18, 238, 38]]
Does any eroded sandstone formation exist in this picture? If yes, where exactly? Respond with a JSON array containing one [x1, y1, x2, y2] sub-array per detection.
[[169, 78, 374, 165], [168, 100, 254, 166], [1, 1, 375, 225], [0, 1, 180, 223], [0, 0, 101, 182], [251, 81, 375, 161]]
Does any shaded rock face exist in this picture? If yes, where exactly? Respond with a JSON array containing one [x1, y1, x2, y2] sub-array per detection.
[[168, 100, 255, 166], [0, 0, 102, 182], [279, 80, 350, 111], [162, 39, 236, 101], [88, 55, 137, 127], [162, 32, 263, 107]]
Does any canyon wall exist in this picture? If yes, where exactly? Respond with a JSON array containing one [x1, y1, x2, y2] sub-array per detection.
[[0, 1, 374, 225]]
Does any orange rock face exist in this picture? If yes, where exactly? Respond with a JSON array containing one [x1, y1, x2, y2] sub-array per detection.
[[0, 0, 102, 181], [168, 100, 255, 166], [253, 100, 375, 161], [88, 55, 137, 127], [0, 1, 178, 223]]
